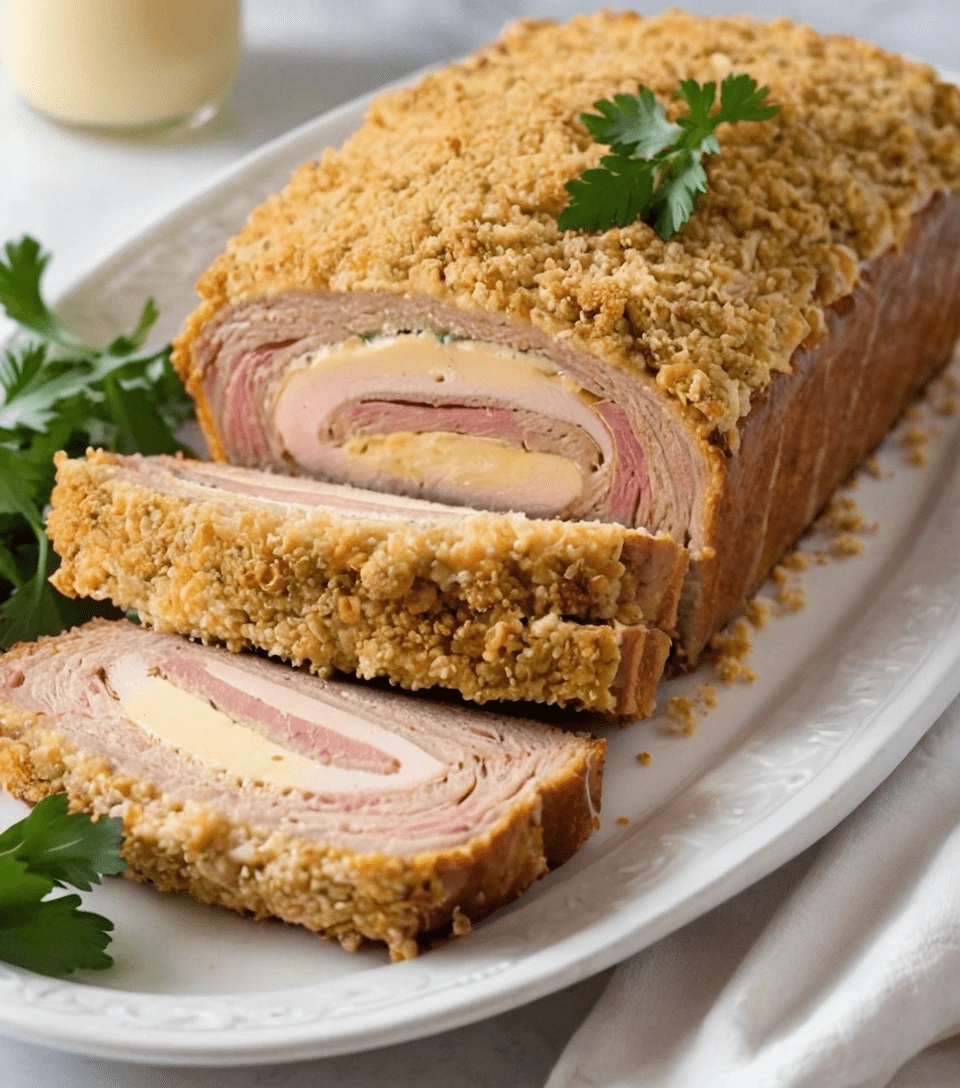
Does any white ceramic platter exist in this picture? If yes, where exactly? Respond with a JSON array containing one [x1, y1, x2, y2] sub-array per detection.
[[1, 78, 960, 1067]]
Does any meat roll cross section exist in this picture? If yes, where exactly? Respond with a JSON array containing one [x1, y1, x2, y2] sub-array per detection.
[[46, 451, 687, 716], [0, 620, 605, 960]]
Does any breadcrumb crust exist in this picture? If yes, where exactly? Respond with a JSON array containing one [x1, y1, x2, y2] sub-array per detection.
[[173, 10, 960, 442], [0, 698, 603, 960], [47, 451, 678, 714]]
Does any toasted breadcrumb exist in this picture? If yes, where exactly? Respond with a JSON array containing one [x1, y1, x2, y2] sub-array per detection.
[[743, 597, 773, 629], [666, 697, 697, 735], [863, 456, 887, 479], [814, 494, 878, 536], [697, 683, 719, 709], [666, 680, 723, 735], [775, 585, 806, 612], [781, 550, 811, 572], [177, 11, 960, 446], [636, 751, 652, 766], [829, 534, 866, 558], [451, 908, 472, 937], [616, 816, 631, 826], [710, 618, 753, 660], [901, 422, 930, 467], [710, 618, 758, 685]]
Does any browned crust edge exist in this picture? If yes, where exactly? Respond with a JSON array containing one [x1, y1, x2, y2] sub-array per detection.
[[0, 691, 604, 961], [678, 190, 960, 661]]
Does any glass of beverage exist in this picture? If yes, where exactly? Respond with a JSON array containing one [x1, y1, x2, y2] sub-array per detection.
[[0, 0, 242, 132]]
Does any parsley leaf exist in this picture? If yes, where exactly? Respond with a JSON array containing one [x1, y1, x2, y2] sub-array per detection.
[[558, 154, 655, 232], [580, 88, 679, 158], [0, 236, 195, 648], [716, 72, 781, 124], [0, 795, 126, 891], [651, 149, 709, 242], [0, 854, 54, 908], [0, 892, 115, 976], [559, 72, 779, 239], [0, 796, 126, 976], [0, 238, 88, 357]]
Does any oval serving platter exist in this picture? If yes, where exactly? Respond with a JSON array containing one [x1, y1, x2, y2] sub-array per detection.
[[1, 74, 959, 1066]]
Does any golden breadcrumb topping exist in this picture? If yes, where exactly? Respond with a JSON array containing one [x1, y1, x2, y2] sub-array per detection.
[[185, 10, 960, 443]]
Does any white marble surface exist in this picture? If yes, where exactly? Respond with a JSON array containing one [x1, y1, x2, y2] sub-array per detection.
[[0, 2, 957, 1084]]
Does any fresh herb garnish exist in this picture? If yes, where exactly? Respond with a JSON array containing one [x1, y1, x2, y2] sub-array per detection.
[[0, 236, 195, 648], [0, 794, 126, 976], [558, 73, 779, 239]]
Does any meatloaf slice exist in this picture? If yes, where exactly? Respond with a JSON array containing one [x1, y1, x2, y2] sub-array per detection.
[[0, 620, 604, 960], [171, 13, 960, 664], [47, 450, 686, 716]]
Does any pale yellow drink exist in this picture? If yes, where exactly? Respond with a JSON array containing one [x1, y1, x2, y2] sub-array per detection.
[[1, 0, 241, 130]]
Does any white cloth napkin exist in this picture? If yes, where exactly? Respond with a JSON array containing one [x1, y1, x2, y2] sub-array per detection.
[[548, 697, 960, 1088]]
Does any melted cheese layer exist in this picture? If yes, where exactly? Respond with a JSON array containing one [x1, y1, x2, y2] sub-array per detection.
[[105, 656, 445, 794], [271, 333, 612, 516], [342, 430, 584, 512]]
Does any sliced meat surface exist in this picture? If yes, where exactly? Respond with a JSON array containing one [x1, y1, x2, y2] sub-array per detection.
[[0, 620, 604, 957], [47, 450, 687, 716]]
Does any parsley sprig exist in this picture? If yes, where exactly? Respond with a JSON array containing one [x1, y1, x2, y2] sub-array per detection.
[[558, 73, 779, 239], [0, 237, 195, 649], [0, 795, 126, 976]]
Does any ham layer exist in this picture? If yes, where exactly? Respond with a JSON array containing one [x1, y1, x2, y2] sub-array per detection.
[[196, 314, 687, 531]]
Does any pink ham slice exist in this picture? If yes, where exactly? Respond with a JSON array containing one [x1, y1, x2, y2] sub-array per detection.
[[159, 655, 400, 774]]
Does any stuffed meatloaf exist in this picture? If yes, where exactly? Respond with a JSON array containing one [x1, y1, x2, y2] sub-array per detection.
[[47, 450, 685, 715], [0, 620, 604, 960], [172, 11, 960, 664]]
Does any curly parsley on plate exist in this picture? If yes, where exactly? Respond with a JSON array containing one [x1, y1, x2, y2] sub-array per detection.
[[0, 795, 126, 976], [0, 236, 195, 649]]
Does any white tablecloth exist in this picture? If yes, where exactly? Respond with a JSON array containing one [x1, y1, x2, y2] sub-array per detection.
[[548, 701, 960, 1088], [1, 3, 959, 1085]]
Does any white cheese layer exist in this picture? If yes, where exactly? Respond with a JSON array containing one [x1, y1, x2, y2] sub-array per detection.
[[105, 655, 445, 794]]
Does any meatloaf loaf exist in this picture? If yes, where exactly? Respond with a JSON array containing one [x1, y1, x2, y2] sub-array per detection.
[[172, 12, 960, 664], [0, 620, 604, 960], [47, 450, 685, 715]]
